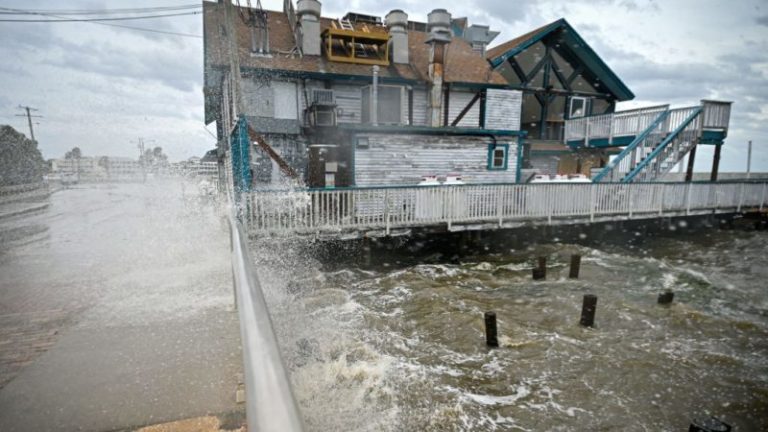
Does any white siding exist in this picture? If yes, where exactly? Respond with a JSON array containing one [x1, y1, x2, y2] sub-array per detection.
[[273, 81, 298, 120], [411, 88, 428, 126], [354, 134, 518, 186], [448, 90, 481, 127], [485, 89, 523, 130]]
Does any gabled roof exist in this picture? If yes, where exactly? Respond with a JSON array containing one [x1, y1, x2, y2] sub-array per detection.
[[203, 2, 506, 86], [486, 19, 634, 101]]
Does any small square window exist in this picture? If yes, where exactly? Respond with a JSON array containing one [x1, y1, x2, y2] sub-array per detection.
[[356, 137, 370, 149], [487, 144, 509, 170]]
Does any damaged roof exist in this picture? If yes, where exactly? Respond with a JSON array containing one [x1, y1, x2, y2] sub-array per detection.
[[203, 2, 506, 86]]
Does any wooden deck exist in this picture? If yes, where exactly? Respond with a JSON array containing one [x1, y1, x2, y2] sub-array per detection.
[[240, 181, 767, 238]]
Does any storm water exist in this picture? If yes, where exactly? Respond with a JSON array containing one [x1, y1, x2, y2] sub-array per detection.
[[253, 225, 768, 431]]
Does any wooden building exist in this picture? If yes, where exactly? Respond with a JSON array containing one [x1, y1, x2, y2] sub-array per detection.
[[486, 19, 635, 177], [203, 1, 525, 189]]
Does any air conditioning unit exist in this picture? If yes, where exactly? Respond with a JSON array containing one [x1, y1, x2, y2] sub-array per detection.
[[308, 105, 337, 126], [311, 88, 335, 106]]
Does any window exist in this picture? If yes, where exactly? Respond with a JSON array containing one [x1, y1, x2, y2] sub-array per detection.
[[487, 144, 509, 170], [569, 96, 588, 119]]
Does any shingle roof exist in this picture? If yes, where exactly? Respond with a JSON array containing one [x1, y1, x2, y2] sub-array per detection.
[[203, 2, 506, 85], [485, 18, 634, 101], [485, 21, 554, 61]]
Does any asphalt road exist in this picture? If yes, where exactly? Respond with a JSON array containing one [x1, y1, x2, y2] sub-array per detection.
[[0, 181, 242, 431]]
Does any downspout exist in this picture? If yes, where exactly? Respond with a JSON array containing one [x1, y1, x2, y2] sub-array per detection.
[[372, 65, 379, 126]]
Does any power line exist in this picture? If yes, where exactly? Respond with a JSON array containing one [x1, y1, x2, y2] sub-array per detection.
[[0, 6, 204, 38], [0, 11, 201, 22], [0, 5, 201, 15], [15, 105, 43, 142]]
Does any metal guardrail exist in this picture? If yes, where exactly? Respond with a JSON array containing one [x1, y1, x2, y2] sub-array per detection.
[[242, 182, 768, 236], [229, 214, 304, 432]]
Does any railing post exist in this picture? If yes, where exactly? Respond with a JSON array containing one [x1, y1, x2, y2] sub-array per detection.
[[659, 183, 665, 215], [496, 185, 503, 227], [760, 182, 766, 211], [585, 117, 591, 145], [685, 182, 692, 215], [737, 182, 744, 213], [446, 187, 452, 231], [384, 189, 390, 236], [590, 184, 596, 222], [547, 185, 553, 224], [628, 185, 633, 218]]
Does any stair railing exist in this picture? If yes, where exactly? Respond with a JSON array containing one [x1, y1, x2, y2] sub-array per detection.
[[623, 106, 702, 182]]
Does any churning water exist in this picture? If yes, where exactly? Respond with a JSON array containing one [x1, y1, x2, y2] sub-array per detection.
[[252, 226, 768, 431]]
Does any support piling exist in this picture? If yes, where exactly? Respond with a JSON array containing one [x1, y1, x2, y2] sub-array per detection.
[[580, 294, 597, 327], [484, 311, 499, 348]]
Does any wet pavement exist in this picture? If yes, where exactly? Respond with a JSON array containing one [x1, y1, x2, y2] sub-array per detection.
[[0, 182, 243, 431]]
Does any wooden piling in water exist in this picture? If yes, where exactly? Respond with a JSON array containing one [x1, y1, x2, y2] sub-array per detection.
[[580, 294, 597, 327], [569, 254, 581, 279], [658, 290, 674, 305], [484, 311, 498, 347], [533, 256, 547, 280]]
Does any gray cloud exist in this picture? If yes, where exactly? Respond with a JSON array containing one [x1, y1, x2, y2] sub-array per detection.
[[757, 15, 768, 26]]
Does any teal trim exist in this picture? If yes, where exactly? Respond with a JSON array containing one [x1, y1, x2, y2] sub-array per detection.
[[515, 136, 524, 182], [592, 109, 669, 182], [214, 65, 509, 89], [699, 130, 727, 145], [230, 115, 252, 194], [586, 135, 635, 148], [487, 143, 510, 170], [213, 65, 419, 86], [340, 124, 524, 137], [488, 19, 634, 101], [622, 108, 702, 183], [567, 139, 585, 148]]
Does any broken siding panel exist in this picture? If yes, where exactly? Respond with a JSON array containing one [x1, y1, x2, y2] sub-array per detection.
[[411, 88, 428, 126], [485, 89, 523, 130], [354, 135, 518, 186], [448, 90, 481, 127]]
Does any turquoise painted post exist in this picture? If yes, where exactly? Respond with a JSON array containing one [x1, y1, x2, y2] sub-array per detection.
[[230, 115, 252, 194]]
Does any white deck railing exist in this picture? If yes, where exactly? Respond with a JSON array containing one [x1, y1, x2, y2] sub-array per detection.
[[564, 105, 669, 143], [565, 100, 732, 145], [241, 182, 767, 236]]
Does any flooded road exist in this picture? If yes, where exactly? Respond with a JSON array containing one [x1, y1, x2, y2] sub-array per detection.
[[255, 227, 768, 431], [0, 182, 242, 431]]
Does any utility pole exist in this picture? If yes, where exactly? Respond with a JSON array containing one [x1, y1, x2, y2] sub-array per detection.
[[131, 137, 154, 182], [15, 105, 43, 142]]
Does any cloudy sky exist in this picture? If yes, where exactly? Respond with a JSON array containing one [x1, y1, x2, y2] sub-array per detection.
[[0, 0, 766, 170]]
